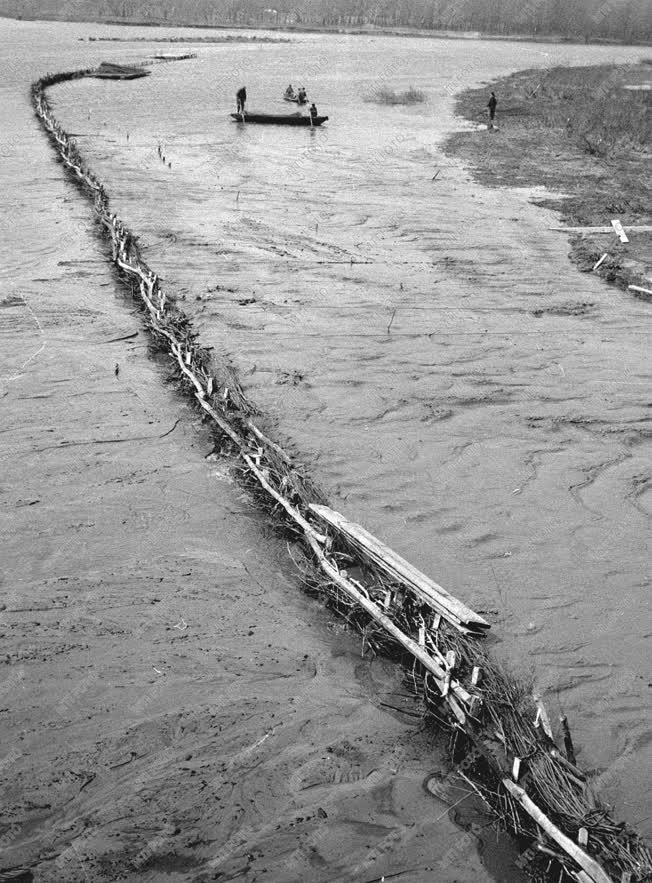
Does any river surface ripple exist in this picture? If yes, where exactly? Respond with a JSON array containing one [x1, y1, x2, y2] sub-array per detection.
[[2, 16, 650, 848]]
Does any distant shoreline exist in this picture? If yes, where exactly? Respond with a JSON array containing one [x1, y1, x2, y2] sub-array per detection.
[[3, 13, 651, 47], [445, 61, 652, 298]]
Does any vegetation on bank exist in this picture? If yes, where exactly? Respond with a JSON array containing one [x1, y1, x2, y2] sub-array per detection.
[[445, 62, 652, 296], [365, 85, 426, 105], [3, 0, 652, 44]]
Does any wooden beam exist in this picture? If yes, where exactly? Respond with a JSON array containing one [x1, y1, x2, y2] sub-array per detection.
[[309, 505, 489, 633]]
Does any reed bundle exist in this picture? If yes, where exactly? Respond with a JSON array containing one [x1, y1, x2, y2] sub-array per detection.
[[30, 66, 651, 883]]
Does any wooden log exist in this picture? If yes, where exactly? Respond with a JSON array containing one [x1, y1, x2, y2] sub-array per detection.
[[247, 420, 293, 466], [242, 454, 326, 545], [628, 284, 652, 297], [502, 779, 612, 883], [195, 395, 247, 450], [309, 505, 489, 633]]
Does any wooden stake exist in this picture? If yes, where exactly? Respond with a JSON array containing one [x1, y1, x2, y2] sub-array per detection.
[[533, 696, 554, 740], [560, 715, 576, 765], [592, 253, 608, 271], [611, 219, 629, 243], [502, 780, 612, 883]]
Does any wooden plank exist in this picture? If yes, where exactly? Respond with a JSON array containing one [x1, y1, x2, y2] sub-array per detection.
[[550, 225, 652, 234], [628, 284, 652, 297], [502, 780, 612, 883], [309, 505, 490, 633], [611, 219, 629, 243]]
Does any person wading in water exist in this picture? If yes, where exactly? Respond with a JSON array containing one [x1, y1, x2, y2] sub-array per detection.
[[236, 86, 247, 114], [487, 91, 497, 128]]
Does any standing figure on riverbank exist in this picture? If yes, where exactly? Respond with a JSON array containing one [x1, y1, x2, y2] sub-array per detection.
[[236, 86, 247, 114], [487, 91, 497, 128]]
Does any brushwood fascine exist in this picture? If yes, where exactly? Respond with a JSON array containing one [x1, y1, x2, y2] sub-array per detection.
[[31, 66, 652, 883]]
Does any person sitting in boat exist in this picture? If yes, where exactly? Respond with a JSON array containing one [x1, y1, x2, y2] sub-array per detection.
[[297, 87, 307, 104], [285, 84, 296, 99], [236, 86, 247, 114], [309, 102, 318, 119]]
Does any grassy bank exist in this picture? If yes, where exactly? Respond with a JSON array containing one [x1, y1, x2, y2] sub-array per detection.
[[445, 61, 652, 298]]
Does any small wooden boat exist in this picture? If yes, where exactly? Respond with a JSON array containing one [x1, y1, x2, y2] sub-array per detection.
[[284, 94, 308, 105], [231, 112, 328, 127], [93, 62, 150, 80]]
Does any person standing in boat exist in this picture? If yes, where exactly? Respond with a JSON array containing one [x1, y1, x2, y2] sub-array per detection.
[[236, 86, 247, 114], [309, 102, 318, 120], [297, 86, 307, 104]]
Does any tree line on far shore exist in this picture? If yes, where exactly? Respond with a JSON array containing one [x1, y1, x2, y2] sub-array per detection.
[[3, 0, 652, 43]]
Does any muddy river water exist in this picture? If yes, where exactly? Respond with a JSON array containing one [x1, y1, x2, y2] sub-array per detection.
[[1, 16, 650, 880]]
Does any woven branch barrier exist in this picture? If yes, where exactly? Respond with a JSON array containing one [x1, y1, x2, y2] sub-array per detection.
[[31, 68, 651, 883]]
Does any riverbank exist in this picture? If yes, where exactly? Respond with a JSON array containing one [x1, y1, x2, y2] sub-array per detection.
[[2, 14, 650, 46], [445, 62, 652, 298]]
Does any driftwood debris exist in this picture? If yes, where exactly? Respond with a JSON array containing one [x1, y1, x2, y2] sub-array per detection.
[[30, 66, 652, 883]]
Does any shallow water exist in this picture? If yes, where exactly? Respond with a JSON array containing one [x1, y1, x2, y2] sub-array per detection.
[[2, 14, 650, 860]]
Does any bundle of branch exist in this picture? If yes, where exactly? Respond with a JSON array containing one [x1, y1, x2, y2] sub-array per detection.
[[31, 67, 652, 883]]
